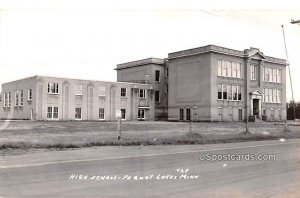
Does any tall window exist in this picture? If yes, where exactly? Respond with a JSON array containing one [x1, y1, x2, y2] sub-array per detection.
[[232, 85, 237, 100], [138, 109, 145, 119], [237, 63, 241, 78], [237, 86, 241, 100], [75, 108, 82, 120], [155, 91, 160, 103], [48, 83, 59, 94], [121, 109, 126, 120], [121, 88, 126, 97], [218, 60, 222, 76], [179, 109, 184, 121], [99, 86, 106, 96], [47, 106, 59, 119], [218, 84, 222, 99], [20, 90, 23, 106], [28, 89, 32, 101], [155, 70, 160, 82], [139, 89, 146, 98], [8, 92, 11, 107], [15, 91, 19, 106], [0, 94, 2, 103], [75, 84, 83, 95], [3, 93, 7, 107], [227, 61, 232, 77], [222, 61, 228, 77], [186, 108, 191, 121], [232, 62, 237, 78], [99, 108, 105, 120], [227, 85, 232, 100], [250, 65, 257, 80], [222, 85, 227, 100], [263, 67, 282, 83]]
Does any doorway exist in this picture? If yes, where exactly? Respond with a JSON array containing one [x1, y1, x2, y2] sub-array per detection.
[[253, 99, 259, 118]]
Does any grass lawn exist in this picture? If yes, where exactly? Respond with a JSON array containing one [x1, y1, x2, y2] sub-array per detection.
[[0, 120, 299, 152]]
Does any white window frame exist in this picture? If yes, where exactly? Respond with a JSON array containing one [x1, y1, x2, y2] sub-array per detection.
[[75, 107, 82, 120], [139, 89, 146, 98], [20, 90, 23, 106], [8, 92, 11, 107], [28, 89, 32, 101], [48, 82, 59, 94], [179, 108, 184, 121], [217, 60, 222, 76], [47, 106, 59, 120], [3, 93, 7, 107], [99, 108, 105, 120], [138, 109, 146, 120], [15, 91, 19, 106], [250, 65, 257, 80]]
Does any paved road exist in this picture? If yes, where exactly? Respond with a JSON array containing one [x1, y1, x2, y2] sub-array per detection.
[[1, 140, 300, 198]]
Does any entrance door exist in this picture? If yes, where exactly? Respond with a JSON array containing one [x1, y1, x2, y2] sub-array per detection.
[[253, 99, 259, 118]]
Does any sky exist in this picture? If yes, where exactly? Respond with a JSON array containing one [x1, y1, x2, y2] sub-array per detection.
[[0, 0, 299, 101]]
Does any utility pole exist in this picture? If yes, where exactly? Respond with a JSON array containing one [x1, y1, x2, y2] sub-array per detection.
[[281, 25, 296, 129]]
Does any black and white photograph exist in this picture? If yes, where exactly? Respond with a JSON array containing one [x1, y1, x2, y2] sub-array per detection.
[[0, 0, 300, 197]]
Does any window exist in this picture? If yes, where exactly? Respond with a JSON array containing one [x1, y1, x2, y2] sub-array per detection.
[[218, 84, 241, 101], [227, 85, 232, 100], [179, 109, 184, 121], [250, 65, 257, 80], [222, 84, 227, 100], [237, 86, 241, 101], [264, 67, 269, 82], [222, 61, 227, 77], [8, 92, 11, 107], [0, 94, 2, 103], [155, 70, 160, 82], [99, 86, 105, 96], [3, 93, 7, 107], [15, 91, 19, 106], [227, 61, 232, 77], [232, 62, 237, 78], [20, 90, 23, 106], [28, 89, 32, 101], [232, 85, 237, 100], [273, 69, 278, 83], [48, 82, 59, 94], [277, 90, 281, 103], [99, 108, 105, 120], [155, 91, 160, 103], [121, 109, 126, 120], [138, 109, 145, 119], [218, 84, 222, 99], [47, 107, 53, 119], [218, 60, 222, 76], [269, 68, 273, 82], [121, 88, 126, 97], [47, 106, 59, 119], [75, 108, 82, 120], [277, 69, 282, 83], [238, 109, 243, 121], [237, 63, 241, 78], [165, 68, 169, 77], [186, 108, 191, 121], [75, 84, 83, 95], [139, 89, 146, 98]]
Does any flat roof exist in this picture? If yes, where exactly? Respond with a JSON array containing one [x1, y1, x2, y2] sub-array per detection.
[[168, 44, 287, 65], [116, 57, 165, 70]]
